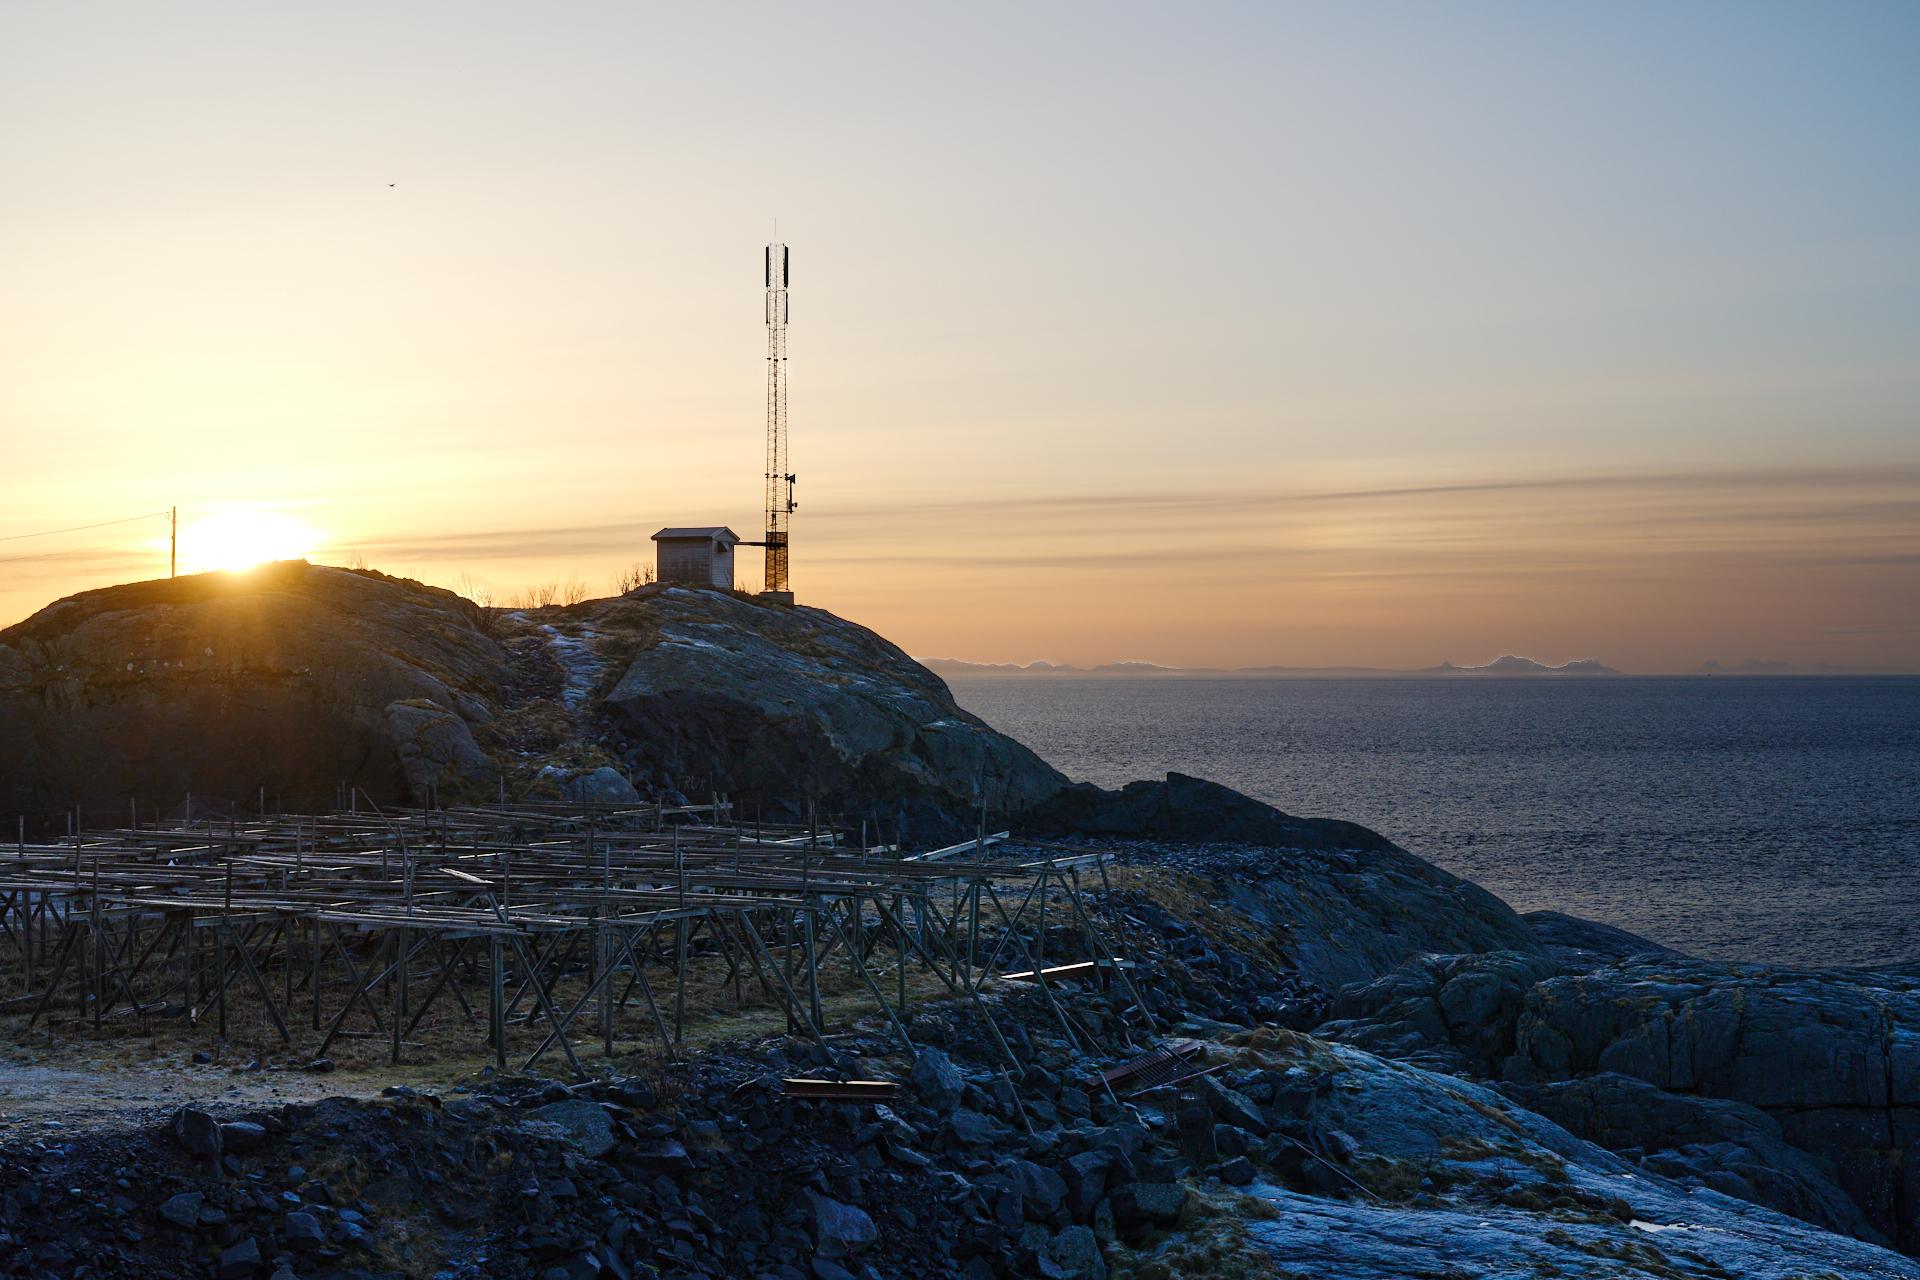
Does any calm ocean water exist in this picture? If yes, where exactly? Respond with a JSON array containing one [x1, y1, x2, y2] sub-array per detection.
[[947, 676, 1920, 969]]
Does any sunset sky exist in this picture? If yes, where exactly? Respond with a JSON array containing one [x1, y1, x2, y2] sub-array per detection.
[[3, 4, 1916, 672]]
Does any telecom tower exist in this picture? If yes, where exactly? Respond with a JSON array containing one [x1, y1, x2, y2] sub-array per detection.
[[761, 241, 796, 602]]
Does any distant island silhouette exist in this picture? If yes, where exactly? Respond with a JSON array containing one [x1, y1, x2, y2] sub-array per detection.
[[920, 654, 1622, 677]]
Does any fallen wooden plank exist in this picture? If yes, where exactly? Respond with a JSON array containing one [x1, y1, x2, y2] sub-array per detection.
[[782, 1078, 901, 1101]]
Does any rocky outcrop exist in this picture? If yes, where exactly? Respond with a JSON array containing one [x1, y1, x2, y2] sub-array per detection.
[[1318, 949, 1920, 1253], [1123, 842, 1541, 993], [1318, 950, 1565, 1074], [1506, 1072, 1884, 1245], [1239, 1031, 1918, 1279], [578, 585, 1068, 839], [0, 562, 506, 821], [1521, 910, 1684, 965], [1507, 959, 1920, 1252], [1032, 772, 1394, 851], [384, 698, 498, 800]]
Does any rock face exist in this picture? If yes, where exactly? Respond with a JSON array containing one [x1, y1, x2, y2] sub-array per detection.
[[1506, 1072, 1884, 1245], [1319, 950, 1564, 1075], [1319, 950, 1920, 1253], [1507, 960, 1920, 1252], [583, 586, 1067, 837], [0, 562, 506, 823], [1125, 843, 1540, 992], [1245, 1033, 1919, 1280]]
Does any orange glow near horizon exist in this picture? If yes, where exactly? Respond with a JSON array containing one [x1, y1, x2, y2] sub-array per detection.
[[167, 508, 324, 575], [1, 7, 1916, 673]]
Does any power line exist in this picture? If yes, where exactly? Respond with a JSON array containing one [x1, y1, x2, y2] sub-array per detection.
[[0, 539, 157, 568], [0, 510, 170, 543]]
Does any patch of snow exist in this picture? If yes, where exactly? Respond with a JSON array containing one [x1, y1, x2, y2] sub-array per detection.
[[541, 624, 604, 712]]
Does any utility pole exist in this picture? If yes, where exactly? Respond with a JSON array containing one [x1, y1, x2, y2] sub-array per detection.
[[169, 506, 177, 578]]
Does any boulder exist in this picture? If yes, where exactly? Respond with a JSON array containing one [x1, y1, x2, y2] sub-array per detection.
[[806, 1191, 878, 1257], [1061, 1150, 1113, 1219], [282, 1210, 325, 1250], [532, 1098, 616, 1159], [172, 1106, 223, 1156], [386, 699, 497, 799], [217, 1236, 261, 1279], [910, 1048, 966, 1113], [1110, 1183, 1185, 1231], [1047, 1224, 1106, 1280], [1031, 772, 1392, 852], [157, 1191, 203, 1230]]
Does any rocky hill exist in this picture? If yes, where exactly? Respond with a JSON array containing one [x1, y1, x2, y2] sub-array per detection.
[[0, 565, 1378, 847], [2, 563, 1914, 1278]]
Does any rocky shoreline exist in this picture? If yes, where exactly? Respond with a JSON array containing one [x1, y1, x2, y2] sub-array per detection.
[[0, 566, 1913, 1277]]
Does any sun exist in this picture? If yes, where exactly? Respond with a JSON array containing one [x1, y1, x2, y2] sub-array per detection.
[[176, 508, 322, 573]]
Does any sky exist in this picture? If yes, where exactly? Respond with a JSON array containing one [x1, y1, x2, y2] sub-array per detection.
[[2, 3, 1916, 673]]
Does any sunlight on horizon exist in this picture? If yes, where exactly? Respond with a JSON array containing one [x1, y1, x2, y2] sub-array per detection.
[[162, 508, 324, 575]]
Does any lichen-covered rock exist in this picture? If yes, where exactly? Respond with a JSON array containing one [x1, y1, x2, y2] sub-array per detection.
[[587, 585, 1067, 839], [385, 699, 497, 800], [0, 562, 506, 820]]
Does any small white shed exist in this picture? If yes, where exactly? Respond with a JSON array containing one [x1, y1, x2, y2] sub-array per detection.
[[651, 527, 740, 589]]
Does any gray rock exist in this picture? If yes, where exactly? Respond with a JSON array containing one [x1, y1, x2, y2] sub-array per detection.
[[944, 1109, 1002, 1147], [172, 1106, 223, 1156], [282, 1210, 324, 1249], [217, 1236, 261, 1279], [1217, 1156, 1256, 1187], [157, 1191, 203, 1230], [805, 1191, 877, 1257], [1006, 1160, 1068, 1221], [1505, 1072, 1882, 1246], [1195, 1075, 1268, 1135], [386, 698, 497, 801], [533, 1098, 616, 1159], [1109, 1182, 1185, 1230], [1061, 1150, 1113, 1219], [910, 1048, 966, 1113], [1047, 1224, 1106, 1280], [1247, 1030, 1920, 1280]]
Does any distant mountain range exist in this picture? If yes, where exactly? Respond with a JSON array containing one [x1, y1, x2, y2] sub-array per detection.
[[920, 654, 1622, 677]]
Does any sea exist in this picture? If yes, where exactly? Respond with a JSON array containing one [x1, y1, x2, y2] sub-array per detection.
[[946, 675, 1920, 970]]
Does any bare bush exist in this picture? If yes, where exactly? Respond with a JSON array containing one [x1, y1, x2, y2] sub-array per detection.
[[451, 572, 496, 609], [512, 581, 560, 609], [612, 562, 656, 594], [558, 576, 590, 606]]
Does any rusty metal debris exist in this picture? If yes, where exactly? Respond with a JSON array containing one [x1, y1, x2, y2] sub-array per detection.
[[1099, 1038, 1210, 1095], [782, 1078, 901, 1101]]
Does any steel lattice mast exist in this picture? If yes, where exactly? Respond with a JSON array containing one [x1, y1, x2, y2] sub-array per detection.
[[763, 242, 794, 596]]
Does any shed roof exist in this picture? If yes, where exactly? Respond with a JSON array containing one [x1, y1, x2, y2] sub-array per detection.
[[651, 526, 741, 545]]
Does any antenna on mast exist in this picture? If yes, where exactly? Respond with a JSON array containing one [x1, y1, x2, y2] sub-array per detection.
[[760, 241, 795, 603]]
